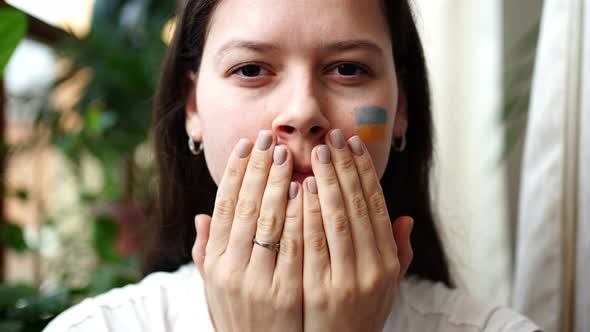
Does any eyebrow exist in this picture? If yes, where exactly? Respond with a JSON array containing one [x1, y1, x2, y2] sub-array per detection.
[[215, 38, 384, 62], [320, 39, 384, 56], [216, 40, 279, 62]]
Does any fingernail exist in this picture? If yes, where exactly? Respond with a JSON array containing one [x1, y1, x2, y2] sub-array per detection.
[[289, 182, 298, 199], [307, 177, 317, 194], [317, 145, 331, 164], [235, 139, 252, 158], [273, 145, 287, 165], [256, 131, 273, 151], [348, 136, 364, 156], [330, 129, 345, 149]]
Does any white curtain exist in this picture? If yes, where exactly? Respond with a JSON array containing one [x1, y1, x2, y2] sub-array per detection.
[[512, 0, 589, 331], [413, 0, 511, 304]]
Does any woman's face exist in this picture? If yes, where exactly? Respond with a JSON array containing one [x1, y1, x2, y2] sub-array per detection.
[[186, 0, 407, 185]]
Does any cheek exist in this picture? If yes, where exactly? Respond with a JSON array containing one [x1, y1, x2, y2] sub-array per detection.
[[338, 105, 394, 181], [197, 83, 271, 186], [366, 143, 391, 180]]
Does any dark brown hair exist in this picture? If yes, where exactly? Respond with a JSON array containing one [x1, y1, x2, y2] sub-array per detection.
[[146, 0, 453, 287]]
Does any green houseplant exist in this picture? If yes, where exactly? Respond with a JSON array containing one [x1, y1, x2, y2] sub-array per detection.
[[1, 1, 175, 330]]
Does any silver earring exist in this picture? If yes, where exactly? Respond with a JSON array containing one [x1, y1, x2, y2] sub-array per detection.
[[392, 134, 406, 152], [188, 131, 204, 155]]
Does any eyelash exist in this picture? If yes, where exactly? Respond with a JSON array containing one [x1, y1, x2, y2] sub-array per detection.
[[229, 62, 372, 80]]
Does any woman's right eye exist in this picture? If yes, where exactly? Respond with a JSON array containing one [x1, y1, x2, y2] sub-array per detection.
[[231, 64, 269, 78]]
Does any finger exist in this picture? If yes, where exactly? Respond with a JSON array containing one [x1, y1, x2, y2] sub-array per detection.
[[273, 182, 303, 292], [393, 216, 414, 283], [311, 145, 355, 286], [249, 145, 293, 282], [192, 214, 212, 277], [207, 138, 252, 258], [327, 129, 380, 278], [303, 177, 331, 289], [226, 130, 275, 267], [347, 136, 397, 269]]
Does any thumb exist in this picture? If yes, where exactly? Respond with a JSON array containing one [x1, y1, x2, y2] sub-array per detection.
[[392, 216, 414, 283], [192, 214, 212, 277]]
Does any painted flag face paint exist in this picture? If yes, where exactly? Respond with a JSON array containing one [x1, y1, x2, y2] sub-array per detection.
[[353, 106, 388, 144]]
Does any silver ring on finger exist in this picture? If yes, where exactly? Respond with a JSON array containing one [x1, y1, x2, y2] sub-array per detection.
[[252, 237, 280, 252]]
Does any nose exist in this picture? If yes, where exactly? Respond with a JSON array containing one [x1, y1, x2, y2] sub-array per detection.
[[271, 83, 330, 153]]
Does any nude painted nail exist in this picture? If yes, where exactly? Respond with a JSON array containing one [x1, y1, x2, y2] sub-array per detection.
[[289, 182, 298, 199], [330, 129, 345, 149], [317, 145, 331, 164], [307, 177, 317, 194], [348, 136, 364, 156], [273, 145, 287, 165], [235, 139, 252, 158], [256, 131, 273, 151]]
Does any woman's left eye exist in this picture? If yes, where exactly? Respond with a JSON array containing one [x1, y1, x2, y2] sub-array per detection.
[[328, 63, 370, 77]]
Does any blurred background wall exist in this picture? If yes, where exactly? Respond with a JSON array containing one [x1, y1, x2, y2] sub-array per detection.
[[413, 0, 542, 304]]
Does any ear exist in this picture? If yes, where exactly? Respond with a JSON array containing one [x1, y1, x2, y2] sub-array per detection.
[[393, 84, 408, 139], [185, 70, 202, 141]]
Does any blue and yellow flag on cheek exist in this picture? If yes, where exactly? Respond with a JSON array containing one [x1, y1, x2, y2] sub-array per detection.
[[354, 106, 387, 144]]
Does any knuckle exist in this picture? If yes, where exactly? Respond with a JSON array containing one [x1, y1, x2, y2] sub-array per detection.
[[385, 259, 401, 277], [307, 233, 327, 252], [257, 212, 279, 235], [334, 155, 356, 171], [334, 285, 356, 306], [279, 237, 299, 260], [214, 196, 236, 218], [306, 200, 322, 217], [225, 164, 243, 178], [267, 173, 285, 187], [203, 259, 216, 277], [191, 244, 200, 262], [248, 155, 268, 173], [329, 212, 350, 235], [308, 291, 330, 312], [275, 295, 300, 313], [218, 270, 242, 295], [236, 198, 258, 219], [245, 282, 264, 302], [349, 193, 369, 220], [357, 156, 373, 173], [369, 191, 389, 219], [360, 271, 386, 294], [272, 284, 301, 312], [318, 173, 339, 188], [285, 208, 300, 223]]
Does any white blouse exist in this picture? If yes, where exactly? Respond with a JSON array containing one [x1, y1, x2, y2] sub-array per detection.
[[43, 264, 541, 331]]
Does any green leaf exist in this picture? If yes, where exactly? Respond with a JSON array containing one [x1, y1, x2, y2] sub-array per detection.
[[1, 290, 70, 331], [84, 104, 102, 135], [87, 266, 116, 294], [4, 188, 29, 201], [1, 222, 28, 252], [15, 189, 28, 201], [0, 320, 24, 332], [93, 214, 122, 262], [80, 191, 98, 203], [0, 8, 28, 77], [0, 284, 36, 309]]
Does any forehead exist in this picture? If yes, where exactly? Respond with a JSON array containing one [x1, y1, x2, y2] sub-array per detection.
[[205, 0, 391, 52]]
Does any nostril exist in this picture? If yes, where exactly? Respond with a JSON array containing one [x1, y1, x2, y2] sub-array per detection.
[[310, 126, 322, 135]]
